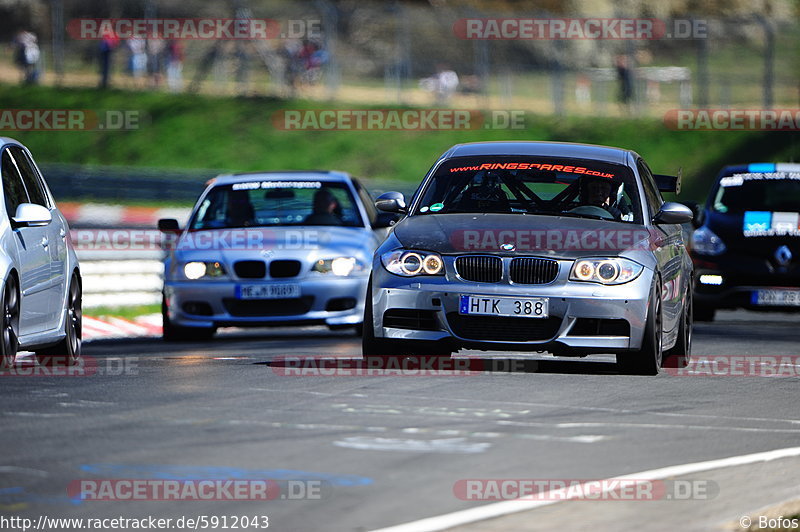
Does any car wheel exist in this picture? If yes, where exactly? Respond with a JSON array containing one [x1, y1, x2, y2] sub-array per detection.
[[36, 274, 82, 366], [0, 276, 19, 370], [664, 288, 692, 369], [693, 302, 715, 322], [162, 295, 215, 342], [618, 281, 662, 375]]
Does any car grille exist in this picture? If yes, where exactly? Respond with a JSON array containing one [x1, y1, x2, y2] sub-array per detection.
[[234, 260, 266, 279], [509, 258, 559, 284], [270, 260, 302, 278], [223, 296, 314, 317], [446, 312, 560, 342], [455, 256, 502, 283], [383, 309, 440, 331]]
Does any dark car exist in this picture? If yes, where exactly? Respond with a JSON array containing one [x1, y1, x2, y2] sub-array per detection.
[[363, 141, 694, 375], [691, 163, 800, 321]]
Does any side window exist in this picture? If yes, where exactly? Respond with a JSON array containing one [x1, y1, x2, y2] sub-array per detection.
[[637, 159, 663, 218], [1, 149, 30, 220], [10, 147, 49, 208], [353, 180, 378, 226]]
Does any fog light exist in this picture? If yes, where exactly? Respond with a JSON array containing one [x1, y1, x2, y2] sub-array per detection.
[[699, 274, 723, 285]]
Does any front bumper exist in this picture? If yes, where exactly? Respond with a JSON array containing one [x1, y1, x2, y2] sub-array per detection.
[[164, 276, 369, 328], [693, 255, 800, 311], [372, 263, 654, 354]]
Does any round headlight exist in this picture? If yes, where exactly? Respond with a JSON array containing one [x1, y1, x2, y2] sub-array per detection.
[[574, 261, 595, 281], [400, 252, 423, 275], [597, 261, 619, 282], [422, 254, 443, 275], [184, 262, 207, 280]]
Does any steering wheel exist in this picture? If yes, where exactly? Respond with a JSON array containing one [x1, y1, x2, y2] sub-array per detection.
[[566, 205, 615, 220]]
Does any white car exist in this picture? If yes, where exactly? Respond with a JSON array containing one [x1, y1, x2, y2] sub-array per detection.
[[0, 138, 82, 369]]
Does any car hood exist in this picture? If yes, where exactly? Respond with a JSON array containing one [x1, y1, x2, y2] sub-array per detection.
[[174, 226, 375, 262], [393, 214, 656, 260], [705, 211, 800, 257]]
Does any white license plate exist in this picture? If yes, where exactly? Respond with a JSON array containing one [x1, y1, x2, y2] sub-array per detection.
[[459, 295, 549, 318], [752, 289, 800, 306], [237, 284, 301, 300]]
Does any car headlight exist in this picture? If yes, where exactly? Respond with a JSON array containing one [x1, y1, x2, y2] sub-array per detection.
[[183, 261, 227, 280], [381, 250, 444, 276], [691, 226, 726, 256], [312, 257, 364, 276], [569, 258, 643, 285]]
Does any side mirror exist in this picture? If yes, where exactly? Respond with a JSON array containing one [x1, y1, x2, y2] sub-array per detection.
[[12, 203, 51, 227], [653, 202, 693, 225], [678, 201, 704, 228], [158, 218, 180, 232], [375, 191, 407, 213], [373, 211, 402, 229]]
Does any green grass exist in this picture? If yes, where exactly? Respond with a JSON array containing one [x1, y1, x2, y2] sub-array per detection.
[[84, 304, 160, 320], [3, 83, 798, 203]]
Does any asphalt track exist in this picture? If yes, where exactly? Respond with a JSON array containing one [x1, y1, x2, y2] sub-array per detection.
[[1, 310, 799, 531]]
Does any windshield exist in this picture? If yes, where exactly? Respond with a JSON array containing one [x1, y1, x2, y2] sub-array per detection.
[[713, 173, 800, 214], [414, 156, 641, 223], [190, 180, 364, 230]]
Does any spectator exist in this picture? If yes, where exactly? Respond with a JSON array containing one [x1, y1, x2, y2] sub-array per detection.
[[166, 40, 184, 92], [127, 34, 147, 87], [99, 29, 119, 89], [13, 30, 40, 85], [615, 55, 634, 110]]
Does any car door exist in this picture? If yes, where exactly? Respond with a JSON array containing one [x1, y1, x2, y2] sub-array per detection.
[[1, 147, 52, 336], [638, 158, 684, 334], [10, 146, 66, 330]]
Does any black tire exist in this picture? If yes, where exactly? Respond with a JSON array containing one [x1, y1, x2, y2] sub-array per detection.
[[664, 287, 692, 369], [162, 295, 215, 342], [0, 276, 19, 370], [36, 274, 82, 366], [618, 281, 663, 375], [693, 302, 715, 322]]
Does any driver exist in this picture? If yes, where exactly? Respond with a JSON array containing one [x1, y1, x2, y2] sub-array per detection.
[[579, 176, 624, 219]]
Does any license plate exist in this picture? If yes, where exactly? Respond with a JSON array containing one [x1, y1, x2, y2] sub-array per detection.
[[237, 284, 300, 300], [459, 295, 549, 318], [752, 289, 800, 306]]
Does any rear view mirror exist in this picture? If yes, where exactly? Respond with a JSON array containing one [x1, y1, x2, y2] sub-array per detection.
[[373, 211, 402, 229], [12, 203, 51, 227]]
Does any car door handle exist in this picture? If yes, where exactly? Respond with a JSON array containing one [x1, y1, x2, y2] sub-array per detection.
[[59, 228, 66, 239], [41, 237, 49, 248]]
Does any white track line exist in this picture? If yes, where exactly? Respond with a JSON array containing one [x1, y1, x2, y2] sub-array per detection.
[[370, 446, 800, 532]]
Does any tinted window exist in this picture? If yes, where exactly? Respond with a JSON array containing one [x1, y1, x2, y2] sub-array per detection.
[[415, 156, 641, 223], [190, 181, 364, 230], [637, 159, 662, 218], [713, 173, 800, 214], [1, 149, 29, 220], [354, 179, 378, 226], [10, 147, 49, 208]]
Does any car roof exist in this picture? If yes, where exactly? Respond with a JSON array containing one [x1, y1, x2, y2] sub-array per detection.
[[211, 170, 353, 186], [441, 141, 635, 165]]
